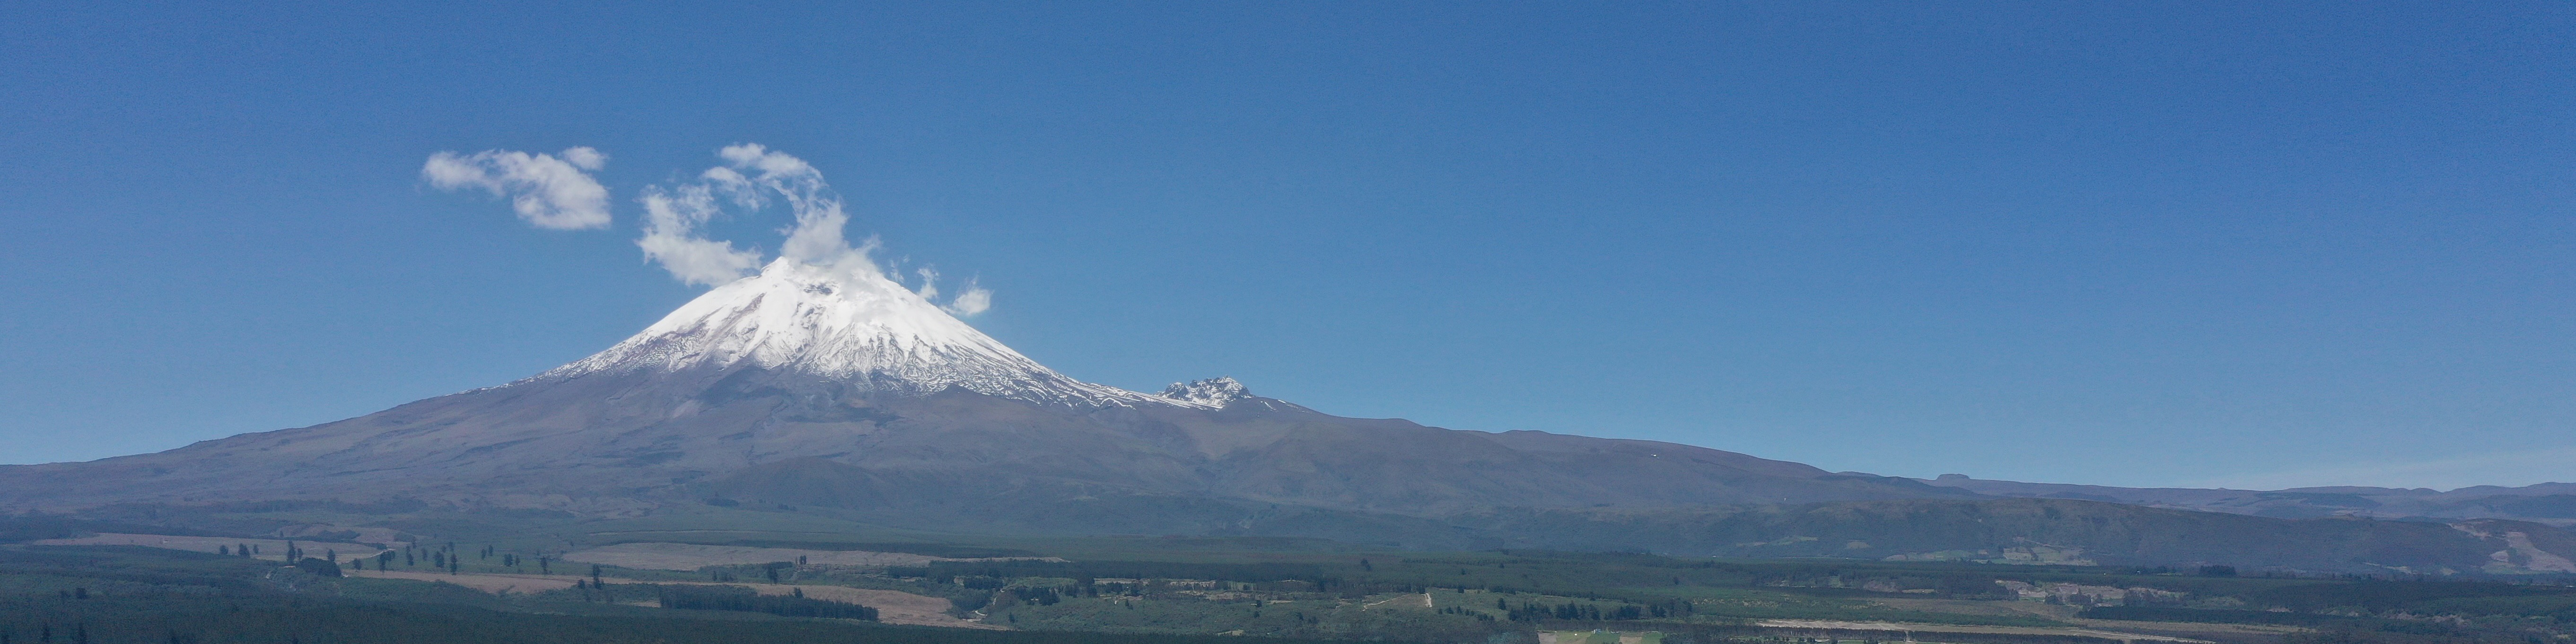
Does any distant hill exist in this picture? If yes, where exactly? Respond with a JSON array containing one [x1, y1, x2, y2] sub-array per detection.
[[1916, 475, 2576, 526]]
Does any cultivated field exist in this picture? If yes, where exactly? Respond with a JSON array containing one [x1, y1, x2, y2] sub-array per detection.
[[348, 568, 1000, 629], [30, 532, 388, 560], [561, 541, 1059, 570]]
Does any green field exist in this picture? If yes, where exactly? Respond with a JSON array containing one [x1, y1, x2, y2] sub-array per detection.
[[3, 512, 2572, 644]]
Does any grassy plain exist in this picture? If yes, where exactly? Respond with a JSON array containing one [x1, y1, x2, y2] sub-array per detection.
[[4, 511, 2574, 644]]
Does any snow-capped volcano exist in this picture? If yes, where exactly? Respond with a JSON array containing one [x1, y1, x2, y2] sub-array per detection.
[[0, 254, 2020, 559], [543, 257, 1198, 408]]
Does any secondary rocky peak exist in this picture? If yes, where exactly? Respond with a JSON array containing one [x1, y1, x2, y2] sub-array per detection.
[[1161, 377, 1253, 407]]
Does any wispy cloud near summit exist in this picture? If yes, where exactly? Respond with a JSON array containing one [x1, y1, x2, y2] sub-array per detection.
[[423, 144, 994, 315], [636, 179, 762, 287], [944, 278, 992, 316], [702, 144, 867, 273]]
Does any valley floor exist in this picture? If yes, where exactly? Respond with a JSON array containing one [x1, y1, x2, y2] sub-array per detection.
[[5, 521, 2571, 644]]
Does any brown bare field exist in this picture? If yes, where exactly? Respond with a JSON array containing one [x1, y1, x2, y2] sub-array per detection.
[[347, 569, 998, 629], [1363, 592, 1432, 609], [1755, 619, 2214, 644], [277, 525, 407, 546], [561, 542, 948, 570], [29, 532, 389, 561], [735, 582, 1003, 629], [1868, 597, 2079, 620], [349, 570, 577, 593], [1866, 598, 2310, 641], [2073, 619, 2310, 641]]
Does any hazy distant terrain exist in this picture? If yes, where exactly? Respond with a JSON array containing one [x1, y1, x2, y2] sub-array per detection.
[[1919, 476, 2576, 526]]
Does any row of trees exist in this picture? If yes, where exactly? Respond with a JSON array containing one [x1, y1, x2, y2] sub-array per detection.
[[214, 538, 574, 577], [1501, 600, 1657, 622], [654, 585, 879, 621]]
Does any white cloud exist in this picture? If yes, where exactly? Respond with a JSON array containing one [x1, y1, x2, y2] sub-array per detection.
[[422, 142, 998, 314], [623, 144, 865, 285], [943, 277, 992, 317], [559, 147, 606, 171], [905, 266, 993, 317], [422, 147, 612, 230], [642, 144, 996, 314], [913, 267, 941, 300], [707, 143, 866, 273], [636, 183, 761, 286]]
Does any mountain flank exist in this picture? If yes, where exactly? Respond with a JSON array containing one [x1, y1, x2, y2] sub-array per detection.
[[2, 257, 2567, 575]]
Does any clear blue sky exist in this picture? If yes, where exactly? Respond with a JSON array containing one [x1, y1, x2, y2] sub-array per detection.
[[3, 2, 2570, 489]]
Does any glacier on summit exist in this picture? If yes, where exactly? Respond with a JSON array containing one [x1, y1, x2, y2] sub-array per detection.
[[543, 256, 1206, 409]]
